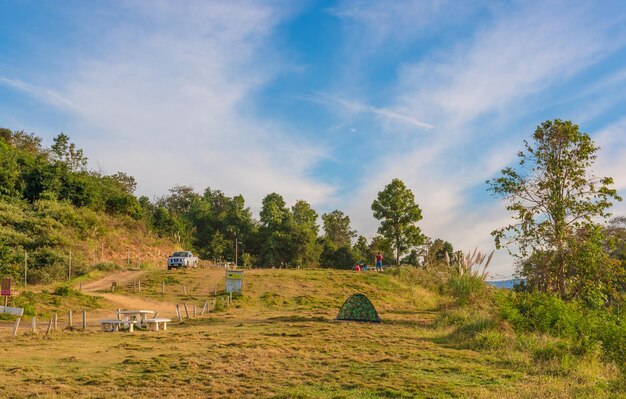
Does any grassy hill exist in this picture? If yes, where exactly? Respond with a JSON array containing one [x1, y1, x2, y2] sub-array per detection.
[[1, 268, 624, 398]]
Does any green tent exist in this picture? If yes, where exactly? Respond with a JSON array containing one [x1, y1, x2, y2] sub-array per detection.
[[335, 293, 381, 323]]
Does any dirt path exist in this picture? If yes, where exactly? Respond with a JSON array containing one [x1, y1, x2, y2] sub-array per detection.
[[78, 270, 177, 317], [79, 270, 145, 292]]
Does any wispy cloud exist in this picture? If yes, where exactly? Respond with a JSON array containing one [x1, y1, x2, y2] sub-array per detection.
[[3, 1, 334, 209], [300, 93, 434, 129], [339, 1, 626, 275], [0, 76, 75, 109]]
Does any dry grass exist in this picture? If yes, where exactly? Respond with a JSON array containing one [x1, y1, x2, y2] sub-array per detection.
[[1, 268, 623, 398]]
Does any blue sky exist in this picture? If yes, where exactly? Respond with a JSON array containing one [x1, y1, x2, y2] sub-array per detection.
[[2, 0, 626, 277]]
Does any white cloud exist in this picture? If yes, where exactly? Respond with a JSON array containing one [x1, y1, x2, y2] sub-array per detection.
[[0, 77, 75, 109], [594, 119, 626, 192], [4, 1, 334, 210], [300, 93, 434, 129], [340, 1, 626, 276]]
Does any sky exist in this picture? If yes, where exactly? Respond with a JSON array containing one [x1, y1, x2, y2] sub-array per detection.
[[2, 0, 626, 278]]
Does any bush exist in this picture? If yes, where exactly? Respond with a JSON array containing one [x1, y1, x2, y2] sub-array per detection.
[[53, 285, 79, 297], [94, 262, 120, 272], [447, 273, 486, 305]]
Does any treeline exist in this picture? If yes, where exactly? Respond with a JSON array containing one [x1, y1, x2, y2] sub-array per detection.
[[146, 186, 391, 269], [1, 128, 442, 280]]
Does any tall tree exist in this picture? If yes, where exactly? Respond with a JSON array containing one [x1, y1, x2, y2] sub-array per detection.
[[259, 193, 293, 266], [290, 200, 322, 268], [372, 178, 425, 265], [487, 119, 622, 298], [321, 210, 356, 248]]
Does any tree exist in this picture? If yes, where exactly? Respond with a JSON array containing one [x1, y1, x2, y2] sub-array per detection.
[[50, 133, 87, 172], [321, 210, 356, 248], [372, 178, 425, 265], [487, 119, 622, 298]]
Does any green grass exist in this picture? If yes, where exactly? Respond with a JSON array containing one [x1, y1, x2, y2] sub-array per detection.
[[1, 268, 624, 398]]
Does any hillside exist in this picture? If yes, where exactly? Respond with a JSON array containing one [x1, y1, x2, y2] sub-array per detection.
[[1, 128, 181, 284], [1, 268, 623, 398]]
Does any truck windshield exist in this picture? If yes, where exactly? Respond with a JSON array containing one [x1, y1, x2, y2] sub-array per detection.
[[172, 252, 188, 257]]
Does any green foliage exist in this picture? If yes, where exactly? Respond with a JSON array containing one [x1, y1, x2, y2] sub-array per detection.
[[447, 274, 487, 306], [372, 178, 425, 265], [496, 291, 626, 373], [321, 210, 355, 248], [487, 120, 622, 298]]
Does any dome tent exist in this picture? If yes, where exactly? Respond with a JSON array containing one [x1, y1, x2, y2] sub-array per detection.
[[335, 293, 381, 323]]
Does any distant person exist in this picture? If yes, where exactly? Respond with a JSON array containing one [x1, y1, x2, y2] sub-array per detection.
[[375, 252, 383, 271], [354, 263, 361, 272]]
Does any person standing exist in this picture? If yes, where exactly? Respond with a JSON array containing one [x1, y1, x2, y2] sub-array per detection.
[[375, 252, 383, 271]]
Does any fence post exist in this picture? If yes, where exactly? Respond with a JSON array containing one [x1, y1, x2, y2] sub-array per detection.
[[53, 313, 58, 331], [32, 316, 36, 334], [200, 301, 208, 315], [183, 303, 190, 318], [138, 280, 141, 292], [68, 310, 73, 329], [82, 310, 87, 330], [176, 304, 182, 322], [12, 317, 21, 338], [45, 319, 52, 336], [193, 305, 197, 318]]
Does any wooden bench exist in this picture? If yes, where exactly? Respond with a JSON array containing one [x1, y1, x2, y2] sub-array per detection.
[[144, 318, 171, 331], [100, 319, 137, 332]]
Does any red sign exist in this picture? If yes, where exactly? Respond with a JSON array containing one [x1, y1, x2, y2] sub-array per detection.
[[1, 278, 10, 296]]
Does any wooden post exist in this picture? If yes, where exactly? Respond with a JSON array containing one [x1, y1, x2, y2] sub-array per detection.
[[176, 304, 182, 322], [45, 319, 52, 336], [153, 311, 159, 319], [68, 310, 73, 329], [117, 308, 121, 320], [213, 284, 217, 296], [32, 316, 36, 334], [82, 310, 87, 330], [12, 317, 21, 338], [138, 280, 141, 292], [161, 281, 165, 295], [183, 303, 190, 318], [79, 282, 82, 292], [53, 313, 58, 331], [193, 305, 197, 318], [200, 301, 208, 315], [183, 285, 187, 295], [229, 292, 233, 304]]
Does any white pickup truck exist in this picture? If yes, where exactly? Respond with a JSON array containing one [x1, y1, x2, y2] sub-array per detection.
[[167, 251, 198, 270]]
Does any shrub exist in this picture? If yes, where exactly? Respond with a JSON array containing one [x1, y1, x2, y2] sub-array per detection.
[[447, 273, 486, 305], [53, 285, 79, 297]]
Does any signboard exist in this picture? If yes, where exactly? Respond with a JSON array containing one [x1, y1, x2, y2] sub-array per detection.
[[0, 306, 24, 316], [225, 270, 243, 293], [1, 278, 10, 296]]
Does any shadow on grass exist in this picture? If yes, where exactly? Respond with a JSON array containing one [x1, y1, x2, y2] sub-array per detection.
[[266, 315, 330, 323]]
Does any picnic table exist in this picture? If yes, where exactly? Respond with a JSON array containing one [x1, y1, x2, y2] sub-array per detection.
[[117, 310, 154, 328], [101, 310, 171, 333]]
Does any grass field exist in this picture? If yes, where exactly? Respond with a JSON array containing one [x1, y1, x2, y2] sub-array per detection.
[[1, 268, 624, 398]]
